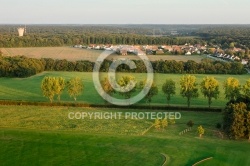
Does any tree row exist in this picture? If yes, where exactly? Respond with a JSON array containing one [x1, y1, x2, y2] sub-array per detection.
[[0, 55, 247, 78]]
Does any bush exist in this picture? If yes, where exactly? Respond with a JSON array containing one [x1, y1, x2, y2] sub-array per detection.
[[187, 120, 194, 128], [216, 123, 222, 129]]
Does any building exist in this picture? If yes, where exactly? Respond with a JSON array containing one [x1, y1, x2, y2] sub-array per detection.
[[119, 49, 128, 55], [17, 27, 25, 37]]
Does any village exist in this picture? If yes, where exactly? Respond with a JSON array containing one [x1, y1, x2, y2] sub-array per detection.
[[73, 44, 249, 65]]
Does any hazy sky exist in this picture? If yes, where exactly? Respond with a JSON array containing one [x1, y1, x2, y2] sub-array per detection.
[[0, 0, 249, 24]]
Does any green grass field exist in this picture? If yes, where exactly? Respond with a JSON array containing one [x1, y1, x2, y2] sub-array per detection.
[[1, 105, 250, 165], [0, 72, 249, 107]]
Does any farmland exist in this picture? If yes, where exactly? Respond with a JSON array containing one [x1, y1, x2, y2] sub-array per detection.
[[1, 47, 205, 62], [1, 105, 250, 165], [0, 72, 249, 107]]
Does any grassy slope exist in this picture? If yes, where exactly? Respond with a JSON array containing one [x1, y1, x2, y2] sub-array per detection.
[[0, 72, 249, 107], [0, 105, 250, 165]]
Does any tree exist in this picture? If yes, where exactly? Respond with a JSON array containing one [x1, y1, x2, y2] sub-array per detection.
[[223, 102, 247, 139], [138, 81, 158, 105], [67, 77, 84, 101], [169, 119, 176, 125], [101, 77, 116, 103], [118, 75, 137, 104], [224, 77, 241, 101], [154, 118, 161, 130], [197, 125, 205, 138], [41, 77, 57, 103], [200, 77, 220, 108], [245, 48, 249, 58], [162, 118, 168, 129], [180, 75, 199, 107], [145, 82, 158, 105], [229, 42, 235, 49], [187, 120, 194, 128], [246, 112, 250, 140], [162, 79, 176, 106], [243, 79, 250, 98], [55, 77, 65, 101], [230, 103, 247, 139]]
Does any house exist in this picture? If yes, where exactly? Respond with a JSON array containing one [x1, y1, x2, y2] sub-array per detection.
[[233, 47, 242, 52], [119, 49, 128, 56], [241, 59, 248, 65], [155, 49, 164, 55], [73, 45, 83, 48], [163, 46, 173, 52], [185, 51, 191, 55], [135, 50, 146, 56]]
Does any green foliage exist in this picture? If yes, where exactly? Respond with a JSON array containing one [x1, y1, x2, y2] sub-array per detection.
[[180, 75, 199, 107], [55, 77, 65, 101], [67, 77, 84, 101], [101, 77, 116, 103], [41, 77, 57, 103], [223, 102, 248, 139], [224, 77, 241, 101], [118, 76, 137, 104], [162, 79, 176, 105], [197, 125, 205, 137], [246, 112, 250, 140], [41, 77, 65, 103], [169, 119, 176, 125], [229, 42, 235, 48], [0, 55, 247, 78], [161, 118, 168, 129], [216, 123, 222, 129], [200, 77, 220, 108], [154, 118, 161, 130], [243, 79, 250, 98], [187, 120, 194, 128], [140, 81, 158, 105], [0, 56, 44, 77]]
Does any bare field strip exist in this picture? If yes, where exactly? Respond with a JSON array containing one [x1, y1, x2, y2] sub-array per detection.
[[1, 47, 204, 62]]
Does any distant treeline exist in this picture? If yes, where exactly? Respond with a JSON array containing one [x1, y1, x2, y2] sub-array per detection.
[[0, 55, 247, 78], [196, 25, 250, 49], [1, 25, 250, 48], [0, 33, 203, 47]]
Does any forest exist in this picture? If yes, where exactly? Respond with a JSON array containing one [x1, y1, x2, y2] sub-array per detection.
[[0, 25, 250, 49]]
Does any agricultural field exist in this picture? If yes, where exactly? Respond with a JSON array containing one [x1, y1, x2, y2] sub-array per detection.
[[0, 72, 249, 107], [1, 47, 205, 62], [0, 105, 250, 165]]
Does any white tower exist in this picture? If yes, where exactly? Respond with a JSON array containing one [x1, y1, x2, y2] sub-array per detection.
[[17, 27, 25, 37]]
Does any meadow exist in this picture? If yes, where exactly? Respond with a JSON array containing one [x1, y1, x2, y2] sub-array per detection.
[[1, 47, 205, 62], [0, 105, 250, 165], [0, 72, 249, 108]]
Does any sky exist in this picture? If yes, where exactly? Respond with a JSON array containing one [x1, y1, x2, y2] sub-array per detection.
[[0, 0, 250, 24]]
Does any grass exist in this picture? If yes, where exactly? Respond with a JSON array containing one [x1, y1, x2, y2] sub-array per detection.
[[0, 72, 249, 108], [0, 105, 250, 165], [1, 47, 204, 62]]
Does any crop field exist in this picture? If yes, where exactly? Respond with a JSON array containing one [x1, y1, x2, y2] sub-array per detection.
[[0, 72, 249, 107], [1, 47, 205, 62], [0, 105, 250, 165]]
